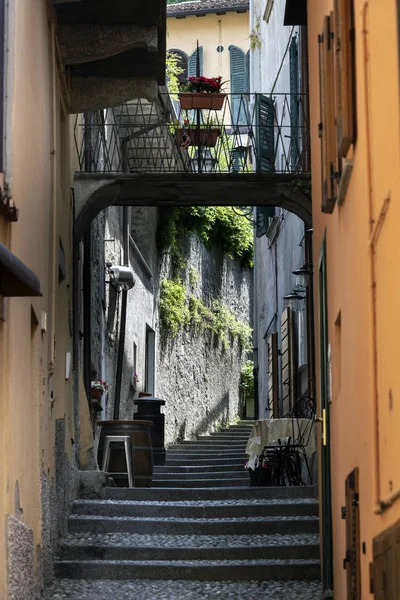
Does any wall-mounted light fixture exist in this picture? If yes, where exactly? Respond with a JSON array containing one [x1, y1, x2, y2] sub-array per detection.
[[283, 290, 306, 300], [106, 263, 135, 291]]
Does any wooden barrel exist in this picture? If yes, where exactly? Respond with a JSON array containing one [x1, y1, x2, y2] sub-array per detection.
[[98, 420, 153, 488]]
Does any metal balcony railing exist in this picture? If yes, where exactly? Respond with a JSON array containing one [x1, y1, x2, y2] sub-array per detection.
[[74, 93, 310, 175]]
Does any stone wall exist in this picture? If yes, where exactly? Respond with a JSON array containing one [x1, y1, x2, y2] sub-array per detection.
[[157, 235, 252, 444]]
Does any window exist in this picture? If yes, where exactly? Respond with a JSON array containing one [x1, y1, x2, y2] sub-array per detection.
[[333, 0, 356, 158], [281, 307, 297, 415], [256, 95, 275, 172], [228, 45, 248, 126], [318, 14, 337, 213], [188, 46, 203, 78], [168, 49, 188, 85], [267, 333, 279, 417], [145, 325, 155, 395]]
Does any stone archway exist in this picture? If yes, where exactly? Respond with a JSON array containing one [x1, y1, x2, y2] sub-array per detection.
[[74, 172, 312, 242]]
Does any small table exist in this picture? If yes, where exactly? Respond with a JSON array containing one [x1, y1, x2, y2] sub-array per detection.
[[245, 418, 317, 476]]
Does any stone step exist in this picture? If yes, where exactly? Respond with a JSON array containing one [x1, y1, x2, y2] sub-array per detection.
[[151, 478, 249, 488], [165, 457, 247, 466], [154, 463, 246, 473], [71, 499, 319, 519], [196, 435, 250, 441], [168, 444, 247, 451], [58, 538, 320, 562], [68, 515, 319, 536], [152, 470, 248, 481], [166, 449, 248, 456], [54, 558, 321, 581], [105, 486, 318, 502], [175, 440, 248, 446]]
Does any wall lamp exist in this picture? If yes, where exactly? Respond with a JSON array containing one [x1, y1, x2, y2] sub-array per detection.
[[106, 263, 136, 291], [283, 290, 306, 300]]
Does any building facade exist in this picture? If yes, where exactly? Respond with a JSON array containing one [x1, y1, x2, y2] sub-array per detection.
[[306, 0, 400, 597], [250, 0, 313, 420]]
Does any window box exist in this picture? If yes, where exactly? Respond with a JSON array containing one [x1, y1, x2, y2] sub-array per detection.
[[179, 93, 226, 111], [176, 127, 220, 148]]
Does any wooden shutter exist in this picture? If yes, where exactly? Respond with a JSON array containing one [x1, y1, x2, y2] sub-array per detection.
[[371, 520, 400, 599], [343, 467, 361, 600], [318, 14, 337, 213], [281, 307, 296, 415], [229, 45, 246, 125], [256, 206, 275, 237], [188, 46, 203, 77], [245, 50, 250, 93], [256, 95, 275, 173], [289, 37, 300, 169], [334, 0, 356, 158], [268, 333, 279, 417]]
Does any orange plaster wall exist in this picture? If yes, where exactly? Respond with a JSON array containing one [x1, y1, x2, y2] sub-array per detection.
[[308, 0, 400, 597]]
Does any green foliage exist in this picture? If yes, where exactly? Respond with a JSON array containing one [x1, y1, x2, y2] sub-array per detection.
[[159, 278, 190, 337], [188, 266, 199, 289], [157, 206, 254, 270], [240, 360, 255, 404], [166, 52, 183, 99], [159, 278, 253, 350]]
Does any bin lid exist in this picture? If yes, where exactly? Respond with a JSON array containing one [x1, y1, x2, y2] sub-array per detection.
[[134, 396, 165, 405]]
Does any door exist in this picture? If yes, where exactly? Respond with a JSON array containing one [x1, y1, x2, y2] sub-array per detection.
[[319, 235, 334, 595]]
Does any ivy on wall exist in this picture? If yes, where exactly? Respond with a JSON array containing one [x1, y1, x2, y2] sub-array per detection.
[[157, 206, 254, 271], [159, 277, 253, 351]]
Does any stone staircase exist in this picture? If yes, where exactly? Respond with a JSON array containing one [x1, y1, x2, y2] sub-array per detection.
[[44, 421, 322, 599]]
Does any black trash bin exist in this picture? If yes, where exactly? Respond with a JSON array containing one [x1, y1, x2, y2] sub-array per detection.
[[134, 396, 166, 465]]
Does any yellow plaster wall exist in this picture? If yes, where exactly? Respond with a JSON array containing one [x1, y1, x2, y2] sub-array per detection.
[[167, 11, 249, 89], [308, 0, 400, 596], [0, 1, 82, 595]]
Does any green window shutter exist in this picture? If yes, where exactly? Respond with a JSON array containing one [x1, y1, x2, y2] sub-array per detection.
[[245, 50, 250, 93], [229, 45, 246, 125], [289, 37, 299, 168], [256, 206, 276, 237], [256, 95, 275, 173], [188, 47, 203, 77]]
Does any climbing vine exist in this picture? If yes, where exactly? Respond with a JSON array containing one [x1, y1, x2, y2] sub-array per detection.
[[157, 206, 254, 272], [159, 278, 253, 351], [166, 51, 183, 99]]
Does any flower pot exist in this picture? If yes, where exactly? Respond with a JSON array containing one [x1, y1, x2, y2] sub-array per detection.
[[91, 387, 102, 401], [176, 127, 220, 148], [179, 93, 226, 111]]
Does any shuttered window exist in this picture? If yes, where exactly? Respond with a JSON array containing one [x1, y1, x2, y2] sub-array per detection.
[[188, 46, 203, 78], [318, 14, 337, 213], [267, 333, 279, 417], [334, 0, 356, 158], [229, 45, 248, 125], [371, 520, 400, 599], [256, 95, 275, 173], [281, 307, 297, 415], [343, 467, 361, 599], [289, 37, 300, 169]]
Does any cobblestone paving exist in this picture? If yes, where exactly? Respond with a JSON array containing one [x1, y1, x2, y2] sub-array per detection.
[[43, 578, 322, 599], [63, 532, 320, 548]]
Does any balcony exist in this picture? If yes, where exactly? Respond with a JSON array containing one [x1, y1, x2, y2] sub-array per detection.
[[72, 92, 312, 238]]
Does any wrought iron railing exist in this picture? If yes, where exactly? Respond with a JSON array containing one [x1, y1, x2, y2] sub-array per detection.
[[74, 93, 310, 175]]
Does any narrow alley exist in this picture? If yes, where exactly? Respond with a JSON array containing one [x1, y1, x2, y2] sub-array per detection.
[[43, 422, 321, 599]]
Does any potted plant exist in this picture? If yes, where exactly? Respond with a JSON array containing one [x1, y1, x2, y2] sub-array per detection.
[[179, 76, 226, 111], [176, 119, 221, 148], [91, 379, 108, 401]]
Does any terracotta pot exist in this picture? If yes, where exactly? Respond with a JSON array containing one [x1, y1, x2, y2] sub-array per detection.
[[176, 127, 220, 148], [91, 387, 102, 401], [179, 93, 226, 111]]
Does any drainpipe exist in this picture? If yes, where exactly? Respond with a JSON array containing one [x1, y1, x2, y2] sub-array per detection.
[[305, 227, 316, 401], [48, 22, 57, 375], [113, 207, 129, 420]]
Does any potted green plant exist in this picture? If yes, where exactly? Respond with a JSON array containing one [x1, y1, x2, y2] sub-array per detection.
[[179, 76, 226, 111]]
